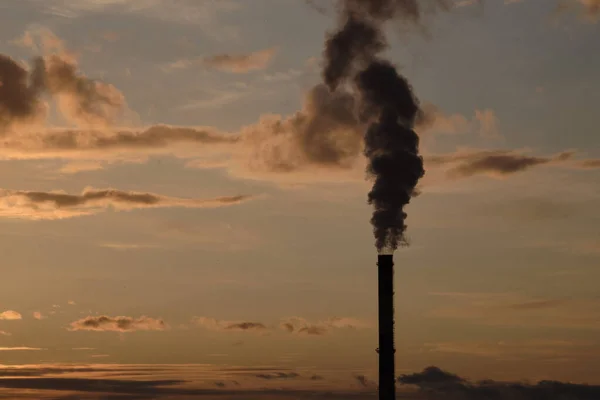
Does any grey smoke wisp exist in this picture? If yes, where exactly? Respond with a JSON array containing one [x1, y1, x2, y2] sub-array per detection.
[[322, 0, 447, 251]]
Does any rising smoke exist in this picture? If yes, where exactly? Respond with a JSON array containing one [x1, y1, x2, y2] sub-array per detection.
[[322, 0, 448, 251]]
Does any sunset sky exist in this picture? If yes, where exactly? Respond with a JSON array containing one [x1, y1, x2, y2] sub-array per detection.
[[0, 0, 599, 398]]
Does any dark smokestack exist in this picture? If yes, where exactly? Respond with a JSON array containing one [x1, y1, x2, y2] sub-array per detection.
[[320, 3, 442, 399], [377, 254, 395, 400]]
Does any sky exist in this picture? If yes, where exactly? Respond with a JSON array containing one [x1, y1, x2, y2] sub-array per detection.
[[0, 0, 599, 399]]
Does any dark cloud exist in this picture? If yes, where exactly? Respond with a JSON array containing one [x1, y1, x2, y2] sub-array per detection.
[[0, 188, 253, 220], [354, 375, 375, 388], [0, 29, 125, 130], [255, 372, 301, 380], [427, 149, 574, 178], [577, 159, 600, 169], [0, 378, 185, 395], [279, 317, 365, 336], [0, 376, 371, 399], [398, 366, 465, 388], [193, 317, 268, 332], [0, 54, 45, 128], [0, 367, 150, 378], [399, 366, 600, 399], [68, 315, 168, 332], [224, 322, 267, 331]]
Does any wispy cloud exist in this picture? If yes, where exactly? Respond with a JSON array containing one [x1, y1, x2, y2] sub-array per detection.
[[574, 158, 600, 169], [426, 149, 574, 179], [557, 0, 600, 22], [203, 48, 278, 73], [0, 347, 44, 351], [0, 187, 254, 220], [578, 0, 600, 21], [280, 317, 368, 336], [33, 311, 46, 320], [0, 125, 238, 159], [422, 338, 596, 360], [193, 317, 268, 333], [167, 47, 278, 74], [418, 104, 500, 138], [99, 242, 159, 251], [354, 375, 376, 388], [429, 292, 600, 330], [69, 315, 168, 333], [29, 0, 243, 38], [192, 316, 367, 336], [58, 161, 104, 174], [255, 372, 300, 380]]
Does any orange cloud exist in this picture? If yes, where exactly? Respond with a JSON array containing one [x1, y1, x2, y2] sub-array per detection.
[[0, 311, 22, 320], [32, 312, 46, 320], [69, 315, 168, 332], [0, 347, 44, 351]]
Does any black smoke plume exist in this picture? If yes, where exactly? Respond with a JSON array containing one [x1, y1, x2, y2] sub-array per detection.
[[322, 0, 446, 251]]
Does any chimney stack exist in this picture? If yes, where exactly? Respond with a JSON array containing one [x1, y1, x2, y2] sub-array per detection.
[[377, 254, 396, 400]]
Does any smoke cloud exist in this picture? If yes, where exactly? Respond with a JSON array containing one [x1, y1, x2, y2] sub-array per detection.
[[69, 315, 168, 332], [240, 84, 363, 173], [0, 187, 254, 220], [321, 0, 448, 251]]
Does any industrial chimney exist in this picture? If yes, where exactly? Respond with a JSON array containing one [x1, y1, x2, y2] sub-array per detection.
[[377, 254, 396, 399]]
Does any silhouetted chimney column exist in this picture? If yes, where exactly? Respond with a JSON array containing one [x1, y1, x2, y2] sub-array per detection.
[[377, 254, 395, 400]]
